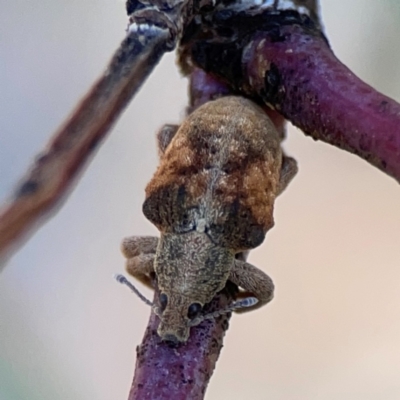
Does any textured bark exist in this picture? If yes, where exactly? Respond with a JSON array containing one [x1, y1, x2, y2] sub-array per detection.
[[183, 9, 400, 182]]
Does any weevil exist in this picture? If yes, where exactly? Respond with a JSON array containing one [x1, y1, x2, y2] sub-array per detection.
[[120, 96, 297, 343]]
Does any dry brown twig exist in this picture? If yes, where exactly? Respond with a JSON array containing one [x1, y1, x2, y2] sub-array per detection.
[[0, 0, 199, 267], [0, 29, 169, 267]]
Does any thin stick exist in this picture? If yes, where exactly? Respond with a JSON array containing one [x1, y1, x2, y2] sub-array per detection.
[[0, 25, 171, 268]]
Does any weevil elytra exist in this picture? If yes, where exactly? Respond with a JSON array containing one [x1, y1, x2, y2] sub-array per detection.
[[121, 96, 297, 343]]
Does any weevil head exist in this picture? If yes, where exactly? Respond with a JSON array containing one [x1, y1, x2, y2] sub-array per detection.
[[154, 231, 234, 343]]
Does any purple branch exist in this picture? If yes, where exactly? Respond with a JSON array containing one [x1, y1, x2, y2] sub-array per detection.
[[188, 68, 232, 110], [189, 68, 287, 136], [128, 282, 236, 400], [183, 10, 400, 182]]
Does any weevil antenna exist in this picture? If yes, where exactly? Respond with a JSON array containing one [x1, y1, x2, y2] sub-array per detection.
[[189, 297, 259, 326], [114, 274, 154, 308]]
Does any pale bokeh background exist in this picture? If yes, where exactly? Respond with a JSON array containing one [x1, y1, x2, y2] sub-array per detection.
[[1, 1, 400, 399]]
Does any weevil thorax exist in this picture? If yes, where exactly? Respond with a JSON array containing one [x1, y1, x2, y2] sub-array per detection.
[[143, 96, 283, 342]]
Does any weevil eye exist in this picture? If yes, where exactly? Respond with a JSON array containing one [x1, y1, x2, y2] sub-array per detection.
[[187, 303, 202, 320], [159, 293, 168, 311]]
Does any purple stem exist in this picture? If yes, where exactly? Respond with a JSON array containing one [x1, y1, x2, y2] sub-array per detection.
[[128, 284, 234, 400], [189, 68, 232, 110], [189, 68, 287, 136], [186, 11, 400, 182]]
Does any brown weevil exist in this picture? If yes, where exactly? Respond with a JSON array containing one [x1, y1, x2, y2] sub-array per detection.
[[119, 96, 297, 343]]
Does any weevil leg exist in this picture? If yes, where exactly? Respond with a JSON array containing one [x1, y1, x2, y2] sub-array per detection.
[[157, 124, 179, 156], [229, 259, 275, 313], [121, 236, 158, 289], [125, 253, 156, 289], [121, 236, 158, 258], [277, 154, 298, 195]]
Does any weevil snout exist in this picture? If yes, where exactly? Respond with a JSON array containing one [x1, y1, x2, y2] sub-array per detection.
[[157, 323, 190, 344], [156, 293, 199, 343]]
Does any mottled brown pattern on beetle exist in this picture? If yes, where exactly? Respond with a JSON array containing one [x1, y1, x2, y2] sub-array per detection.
[[125, 96, 296, 344], [144, 97, 282, 250]]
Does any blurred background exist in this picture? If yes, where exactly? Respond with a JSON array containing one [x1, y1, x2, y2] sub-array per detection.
[[1, 1, 400, 399]]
